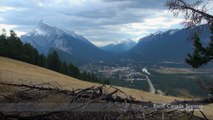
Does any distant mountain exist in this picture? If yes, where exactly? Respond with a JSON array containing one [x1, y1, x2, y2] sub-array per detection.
[[100, 39, 136, 53], [121, 24, 211, 63], [20, 22, 211, 65], [20, 21, 114, 64]]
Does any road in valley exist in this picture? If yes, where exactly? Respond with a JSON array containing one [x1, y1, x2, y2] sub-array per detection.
[[145, 76, 156, 94]]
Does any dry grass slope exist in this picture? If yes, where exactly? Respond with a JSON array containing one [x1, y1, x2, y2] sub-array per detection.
[[0, 56, 212, 119]]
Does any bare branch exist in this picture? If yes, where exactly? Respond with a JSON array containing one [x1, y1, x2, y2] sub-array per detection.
[[165, 0, 213, 27], [0, 82, 210, 119]]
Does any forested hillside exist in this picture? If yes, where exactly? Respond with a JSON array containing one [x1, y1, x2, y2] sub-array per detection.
[[0, 30, 110, 84]]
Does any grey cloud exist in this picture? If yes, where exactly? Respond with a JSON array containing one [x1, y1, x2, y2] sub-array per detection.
[[74, 9, 116, 18], [0, 0, 180, 46], [72, 7, 155, 27], [103, 0, 166, 9]]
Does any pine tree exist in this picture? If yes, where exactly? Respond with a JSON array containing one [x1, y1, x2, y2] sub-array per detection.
[[80, 71, 88, 81], [32, 48, 39, 65], [67, 63, 80, 78], [103, 79, 110, 85], [7, 30, 23, 60], [186, 24, 213, 68], [22, 43, 34, 63], [38, 54, 46, 67], [60, 61, 68, 75], [47, 50, 61, 72], [0, 29, 8, 56]]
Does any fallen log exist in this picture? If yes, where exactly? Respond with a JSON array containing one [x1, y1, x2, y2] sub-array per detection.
[[171, 97, 213, 105]]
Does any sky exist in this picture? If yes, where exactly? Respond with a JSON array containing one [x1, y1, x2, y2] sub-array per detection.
[[0, 0, 212, 46]]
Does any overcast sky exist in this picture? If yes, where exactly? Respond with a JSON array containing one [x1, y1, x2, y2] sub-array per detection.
[[0, 0, 212, 46]]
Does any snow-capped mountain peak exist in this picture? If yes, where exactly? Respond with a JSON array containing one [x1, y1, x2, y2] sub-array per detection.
[[139, 29, 180, 43], [25, 21, 56, 37], [20, 21, 95, 55]]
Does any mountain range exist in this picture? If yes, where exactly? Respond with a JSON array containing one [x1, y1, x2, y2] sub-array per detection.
[[20, 22, 211, 65], [122, 24, 211, 63]]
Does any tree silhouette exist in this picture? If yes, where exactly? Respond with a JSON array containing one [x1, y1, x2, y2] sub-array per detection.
[[47, 50, 61, 72], [166, 0, 213, 94], [166, 0, 213, 27], [67, 63, 80, 78], [165, 0, 213, 67]]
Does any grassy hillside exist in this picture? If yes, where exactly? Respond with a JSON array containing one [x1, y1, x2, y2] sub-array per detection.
[[0, 56, 212, 119]]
